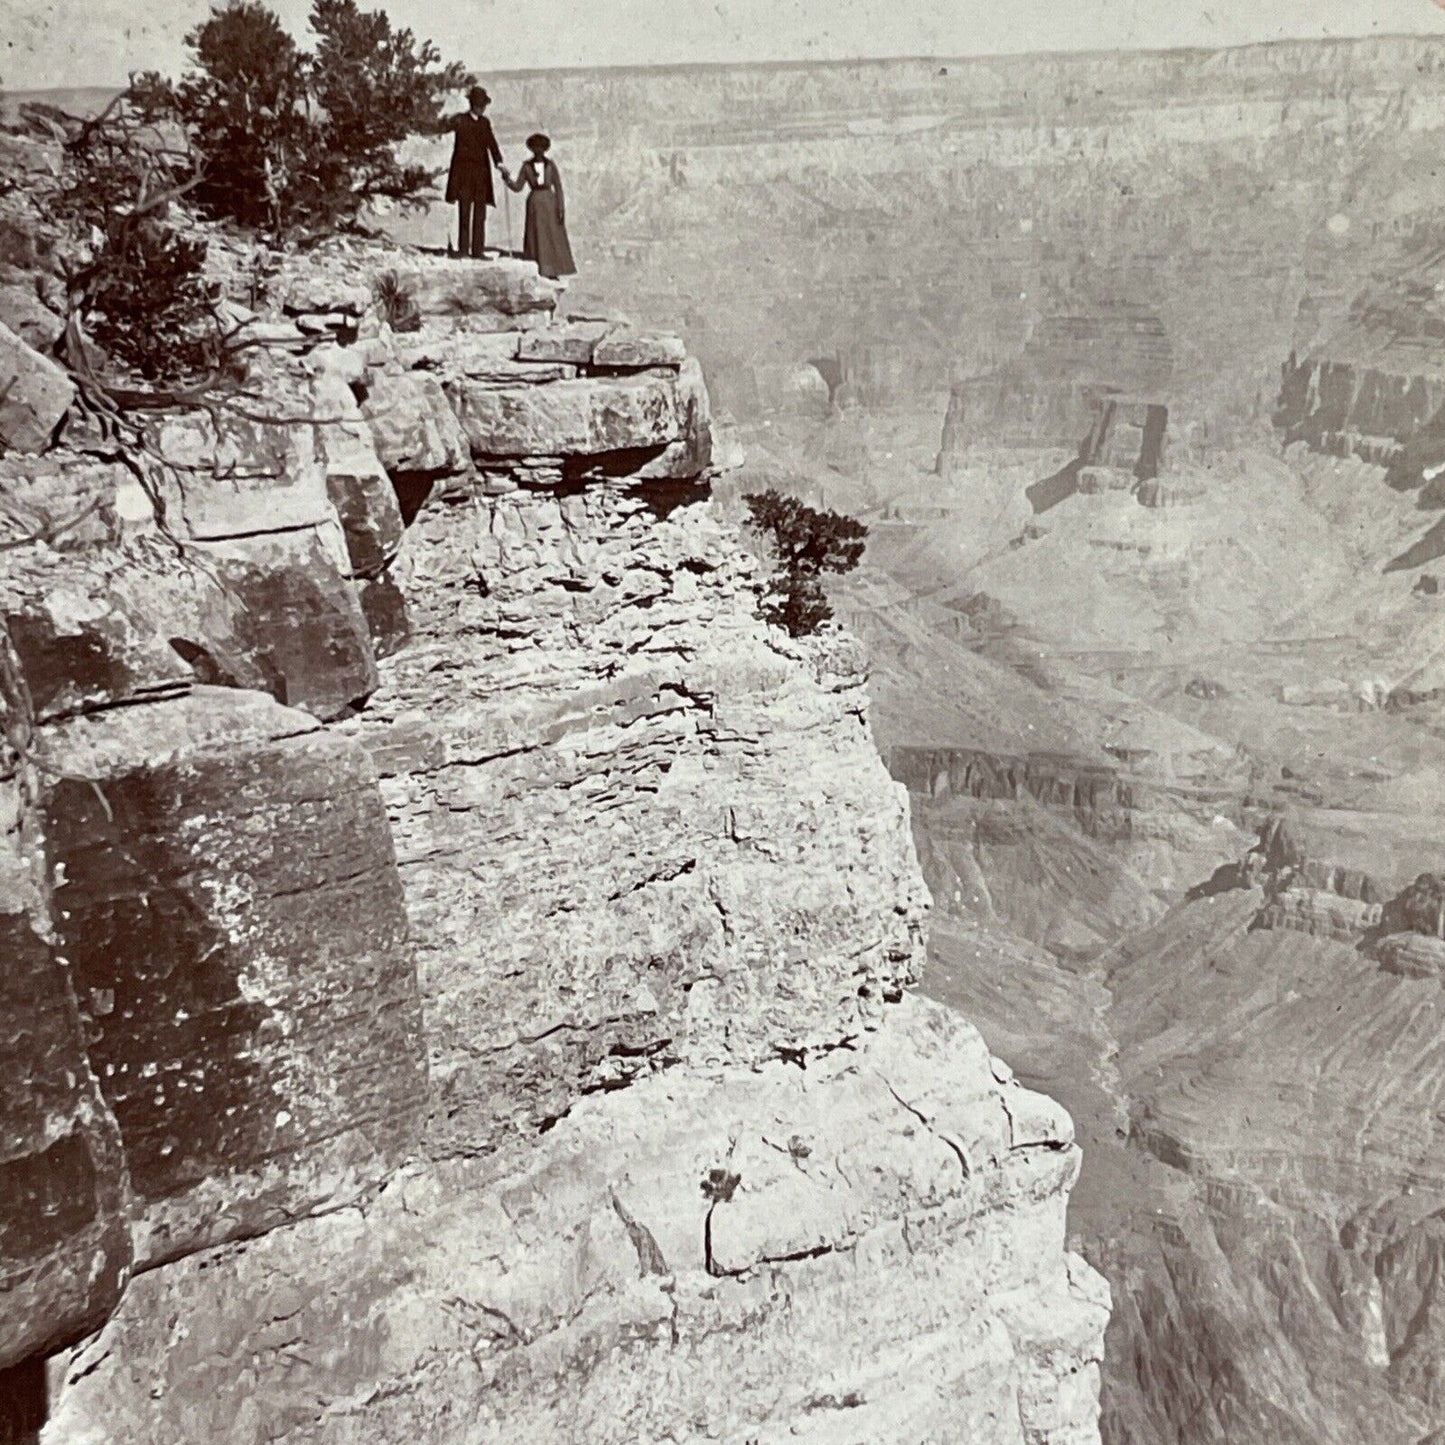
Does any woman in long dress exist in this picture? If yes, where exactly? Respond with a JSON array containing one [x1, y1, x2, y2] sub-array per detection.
[[502, 134, 576, 280]]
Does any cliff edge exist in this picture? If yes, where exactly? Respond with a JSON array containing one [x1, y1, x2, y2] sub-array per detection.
[[0, 230, 1107, 1443]]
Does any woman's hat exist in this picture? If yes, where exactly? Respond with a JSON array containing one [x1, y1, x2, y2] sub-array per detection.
[[526, 132, 551, 153], [468, 86, 490, 106]]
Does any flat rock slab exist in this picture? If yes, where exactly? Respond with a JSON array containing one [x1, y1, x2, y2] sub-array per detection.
[[0, 899, 131, 1370], [592, 331, 687, 369], [38, 688, 426, 1268], [516, 321, 610, 366], [389, 256, 563, 322], [0, 319, 74, 455], [276, 243, 563, 324], [448, 371, 687, 459]]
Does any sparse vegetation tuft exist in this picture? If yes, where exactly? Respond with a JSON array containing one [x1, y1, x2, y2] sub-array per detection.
[[373, 270, 422, 333]]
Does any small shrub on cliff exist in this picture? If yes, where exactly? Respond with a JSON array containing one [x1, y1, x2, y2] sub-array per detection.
[[132, 0, 472, 234], [1389, 872, 1445, 939], [742, 489, 867, 637], [373, 269, 421, 333], [48, 100, 223, 383]]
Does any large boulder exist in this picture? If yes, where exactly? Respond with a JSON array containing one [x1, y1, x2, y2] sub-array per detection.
[[0, 551, 195, 723], [1, 529, 378, 724], [0, 455, 158, 551], [360, 370, 470, 478], [37, 688, 427, 1269], [447, 371, 687, 460], [144, 407, 336, 541], [0, 283, 64, 353], [0, 320, 73, 455], [195, 530, 381, 720]]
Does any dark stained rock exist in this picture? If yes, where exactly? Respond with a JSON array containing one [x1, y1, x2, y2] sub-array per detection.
[[358, 572, 410, 659], [38, 689, 426, 1268], [202, 532, 380, 720], [0, 897, 131, 1371]]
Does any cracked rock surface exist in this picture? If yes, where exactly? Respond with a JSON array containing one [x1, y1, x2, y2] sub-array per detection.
[[0, 234, 1106, 1443]]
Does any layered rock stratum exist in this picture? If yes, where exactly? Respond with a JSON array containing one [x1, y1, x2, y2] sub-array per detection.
[[0, 198, 1107, 1442]]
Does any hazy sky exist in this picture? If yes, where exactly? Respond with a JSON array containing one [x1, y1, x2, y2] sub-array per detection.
[[4, 0, 1445, 90]]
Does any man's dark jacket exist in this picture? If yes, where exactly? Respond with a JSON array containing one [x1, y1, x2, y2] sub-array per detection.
[[444, 113, 502, 205]]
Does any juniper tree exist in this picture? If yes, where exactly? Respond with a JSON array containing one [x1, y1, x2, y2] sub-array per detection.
[[742, 489, 868, 637], [130, 0, 472, 234]]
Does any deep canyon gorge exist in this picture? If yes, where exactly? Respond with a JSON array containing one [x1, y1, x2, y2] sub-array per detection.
[[8, 28, 1445, 1445]]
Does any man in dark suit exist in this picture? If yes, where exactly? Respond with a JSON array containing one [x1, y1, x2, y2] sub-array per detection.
[[440, 87, 504, 258]]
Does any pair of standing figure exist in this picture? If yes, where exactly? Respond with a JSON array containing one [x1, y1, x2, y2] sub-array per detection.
[[439, 87, 576, 280]]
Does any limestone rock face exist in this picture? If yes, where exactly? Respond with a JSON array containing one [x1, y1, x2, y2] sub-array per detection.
[[0, 241, 1105, 1443], [0, 320, 73, 455], [0, 893, 131, 1368], [38, 690, 425, 1268], [361, 472, 928, 1156], [45, 998, 1107, 1445]]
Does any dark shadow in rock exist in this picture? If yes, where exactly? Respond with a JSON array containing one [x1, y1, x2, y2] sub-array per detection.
[[359, 573, 411, 659], [1027, 457, 1083, 515], [1385, 517, 1445, 574], [390, 473, 435, 528], [167, 637, 243, 689], [1184, 862, 1248, 902], [561, 446, 672, 487], [0, 1355, 47, 1443], [636, 476, 711, 521]]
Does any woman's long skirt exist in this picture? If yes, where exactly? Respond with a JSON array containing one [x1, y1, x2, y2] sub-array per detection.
[[523, 189, 577, 279]]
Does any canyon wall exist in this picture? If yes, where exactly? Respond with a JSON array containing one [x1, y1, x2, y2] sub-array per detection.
[[0, 229, 1107, 1442]]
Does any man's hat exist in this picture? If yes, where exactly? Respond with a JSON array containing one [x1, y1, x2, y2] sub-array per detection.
[[468, 86, 490, 107]]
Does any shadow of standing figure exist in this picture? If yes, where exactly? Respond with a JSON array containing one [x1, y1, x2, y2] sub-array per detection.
[[503, 133, 576, 280]]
